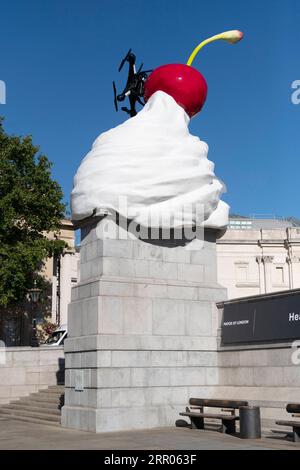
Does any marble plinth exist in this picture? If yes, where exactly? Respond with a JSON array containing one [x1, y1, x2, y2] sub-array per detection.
[[61, 218, 226, 432]]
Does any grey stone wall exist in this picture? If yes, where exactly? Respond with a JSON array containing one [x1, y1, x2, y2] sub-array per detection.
[[214, 346, 300, 423], [0, 346, 64, 405]]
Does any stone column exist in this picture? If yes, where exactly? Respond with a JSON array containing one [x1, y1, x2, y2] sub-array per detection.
[[51, 256, 58, 323], [256, 256, 265, 294], [286, 228, 300, 289], [61, 218, 227, 433], [59, 251, 74, 326], [262, 256, 274, 293], [286, 257, 293, 289], [287, 256, 300, 289]]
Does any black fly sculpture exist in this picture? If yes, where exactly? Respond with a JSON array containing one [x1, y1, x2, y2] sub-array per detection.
[[113, 49, 152, 117]]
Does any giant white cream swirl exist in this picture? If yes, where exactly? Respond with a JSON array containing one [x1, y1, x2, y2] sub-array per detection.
[[71, 91, 229, 229]]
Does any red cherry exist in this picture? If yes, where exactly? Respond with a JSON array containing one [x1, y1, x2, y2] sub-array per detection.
[[144, 64, 208, 118]]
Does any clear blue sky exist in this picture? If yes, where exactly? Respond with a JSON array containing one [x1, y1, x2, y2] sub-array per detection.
[[1, 0, 299, 218]]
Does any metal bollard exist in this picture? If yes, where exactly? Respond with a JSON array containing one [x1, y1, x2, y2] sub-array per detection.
[[239, 406, 261, 439]]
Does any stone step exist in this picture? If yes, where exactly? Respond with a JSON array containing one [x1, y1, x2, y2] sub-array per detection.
[[11, 399, 62, 410], [0, 384, 64, 426], [0, 407, 61, 422], [4, 403, 61, 415], [0, 413, 61, 427], [38, 388, 64, 396], [27, 393, 64, 403], [21, 397, 63, 407], [47, 385, 65, 392]]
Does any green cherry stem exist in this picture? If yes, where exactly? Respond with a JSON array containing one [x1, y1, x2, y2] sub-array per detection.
[[186, 30, 244, 67]]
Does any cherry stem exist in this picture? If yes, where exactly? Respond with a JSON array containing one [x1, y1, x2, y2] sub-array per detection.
[[186, 30, 243, 66]]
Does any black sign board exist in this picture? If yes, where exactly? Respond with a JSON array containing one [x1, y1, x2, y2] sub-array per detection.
[[221, 292, 300, 345]]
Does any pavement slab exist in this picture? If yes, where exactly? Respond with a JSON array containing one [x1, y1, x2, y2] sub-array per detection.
[[0, 417, 298, 450]]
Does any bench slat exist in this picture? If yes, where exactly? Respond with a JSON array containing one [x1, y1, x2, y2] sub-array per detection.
[[286, 403, 300, 414], [189, 398, 248, 409], [276, 420, 300, 427], [190, 406, 235, 415], [180, 412, 238, 421]]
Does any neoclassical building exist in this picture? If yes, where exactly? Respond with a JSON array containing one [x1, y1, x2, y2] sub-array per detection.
[[217, 217, 300, 299], [43, 219, 79, 326]]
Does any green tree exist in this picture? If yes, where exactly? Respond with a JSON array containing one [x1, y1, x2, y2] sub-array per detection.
[[0, 118, 66, 307]]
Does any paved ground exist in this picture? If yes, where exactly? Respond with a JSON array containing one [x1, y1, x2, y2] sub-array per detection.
[[0, 417, 298, 450]]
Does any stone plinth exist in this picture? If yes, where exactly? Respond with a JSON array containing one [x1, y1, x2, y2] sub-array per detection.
[[61, 218, 226, 432]]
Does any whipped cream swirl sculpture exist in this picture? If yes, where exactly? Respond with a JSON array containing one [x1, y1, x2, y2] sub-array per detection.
[[71, 30, 243, 230]]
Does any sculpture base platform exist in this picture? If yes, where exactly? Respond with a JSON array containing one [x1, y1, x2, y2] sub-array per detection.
[[61, 219, 226, 432]]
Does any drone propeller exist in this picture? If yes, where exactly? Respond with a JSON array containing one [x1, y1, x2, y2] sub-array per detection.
[[137, 63, 143, 74], [118, 48, 132, 72], [113, 81, 118, 111]]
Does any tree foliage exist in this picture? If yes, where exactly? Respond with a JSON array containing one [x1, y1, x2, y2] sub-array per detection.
[[0, 118, 66, 306]]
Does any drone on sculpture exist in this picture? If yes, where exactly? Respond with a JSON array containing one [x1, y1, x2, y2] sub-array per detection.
[[113, 49, 152, 117]]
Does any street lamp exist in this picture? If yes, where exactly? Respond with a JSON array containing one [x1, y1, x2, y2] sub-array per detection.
[[28, 280, 41, 348]]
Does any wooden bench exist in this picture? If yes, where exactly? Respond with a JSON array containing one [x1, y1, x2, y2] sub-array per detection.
[[178, 398, 249, 435], [286, 403, 300, 414], [276, 403, 300, 442]]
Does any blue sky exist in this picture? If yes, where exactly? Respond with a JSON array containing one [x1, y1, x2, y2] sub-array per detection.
[[1, 0, 300, 218]]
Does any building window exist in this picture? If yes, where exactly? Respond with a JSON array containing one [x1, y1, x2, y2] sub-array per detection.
[[274, 266, 284, 285], [236, 263, 249, 282]]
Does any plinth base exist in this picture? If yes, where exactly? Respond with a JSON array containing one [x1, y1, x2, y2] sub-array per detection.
[[61, 219, 226, 432]]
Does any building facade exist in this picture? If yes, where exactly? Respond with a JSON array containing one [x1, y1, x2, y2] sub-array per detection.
[[43, 219, 79, 326], [217, 217, 300, 299], [48, 217, 300, 325]]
